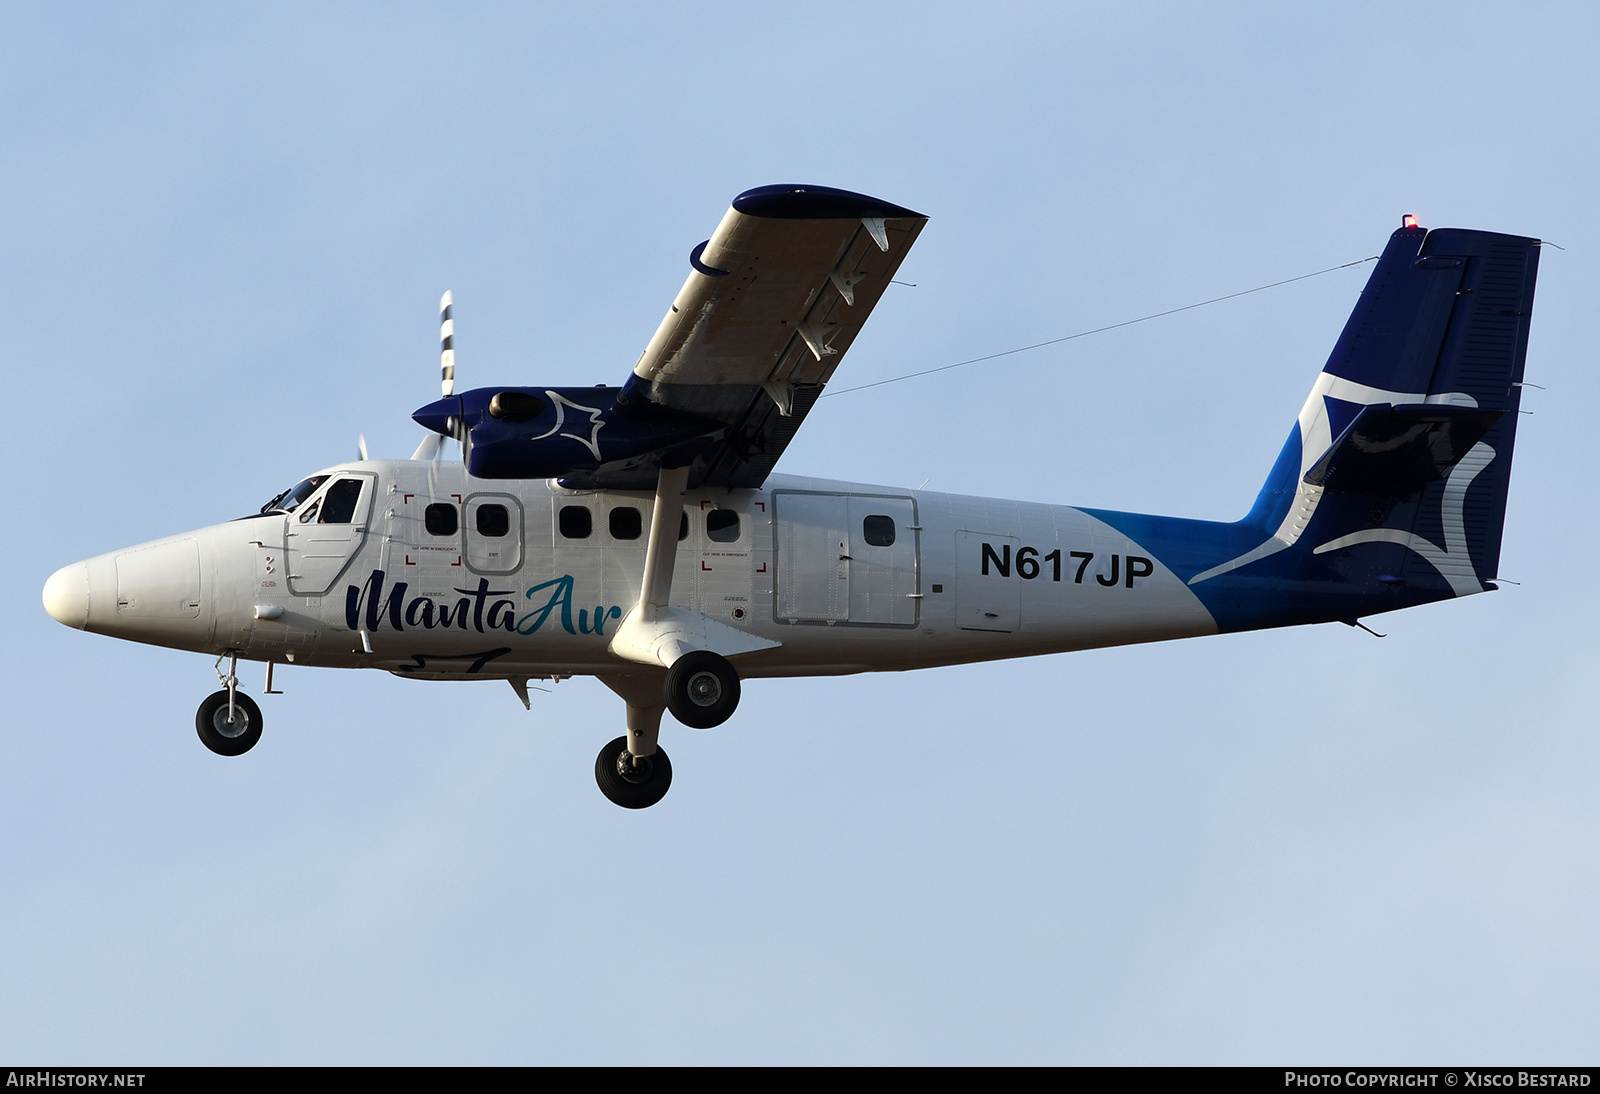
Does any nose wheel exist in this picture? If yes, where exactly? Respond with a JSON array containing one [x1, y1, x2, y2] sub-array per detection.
[[196, 652, 263, 756], [594, 735, 673, 809], [196, 690, 263, 756]]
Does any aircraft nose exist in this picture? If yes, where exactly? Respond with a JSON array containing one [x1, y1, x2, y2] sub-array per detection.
[[43, 563, 90, 629]]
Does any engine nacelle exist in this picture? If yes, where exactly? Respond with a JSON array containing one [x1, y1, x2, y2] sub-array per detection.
[[412, 386, 718, 479]]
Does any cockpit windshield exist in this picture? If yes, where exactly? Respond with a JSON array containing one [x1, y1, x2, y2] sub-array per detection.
[[259, 475, 329, 516]]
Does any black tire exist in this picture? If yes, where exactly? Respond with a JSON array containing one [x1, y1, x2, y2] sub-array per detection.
[[594, 736, 673, 809], [664, 651, 740, 729], [195, 690, 263, 756]]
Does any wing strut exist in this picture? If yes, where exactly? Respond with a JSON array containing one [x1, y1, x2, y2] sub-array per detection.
[[637, 465, 690, 627]]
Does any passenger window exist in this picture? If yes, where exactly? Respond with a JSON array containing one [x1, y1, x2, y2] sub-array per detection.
[[425, 503, 458, 537], [610, 507, 642, 541], [319, 479, 363, 524], [559, 505, 592, 539], [679, 511, 689, 541], [706, 509, 740, 543], [476, 504, 510, 538], [862, 515, 896, 547]]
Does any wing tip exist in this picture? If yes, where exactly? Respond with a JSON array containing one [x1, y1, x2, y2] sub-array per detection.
[[732, 184, 925, 221]]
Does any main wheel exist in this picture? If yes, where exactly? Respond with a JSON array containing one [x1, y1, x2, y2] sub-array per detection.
[[664, 651, 740, 729], [594, 736, 673, 809], [195, 690, 263, 756]]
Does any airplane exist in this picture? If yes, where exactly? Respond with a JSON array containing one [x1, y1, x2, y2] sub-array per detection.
[[41, 185, 1541, 809]]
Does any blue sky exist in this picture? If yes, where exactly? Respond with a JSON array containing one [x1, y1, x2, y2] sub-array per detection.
[[4, 2, 1597, 1063]]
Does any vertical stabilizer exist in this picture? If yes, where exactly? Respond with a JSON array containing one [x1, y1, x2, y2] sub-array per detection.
[[1088, 219, 1541, 631]]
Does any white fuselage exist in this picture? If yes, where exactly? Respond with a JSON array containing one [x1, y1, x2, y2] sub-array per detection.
[[48, 460, 1219, 680]]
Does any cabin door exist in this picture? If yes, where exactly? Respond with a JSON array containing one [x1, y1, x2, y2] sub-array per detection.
[[843, 496, 918, 626], [775, 493, 919, 625], [284, 472, 378, 596]]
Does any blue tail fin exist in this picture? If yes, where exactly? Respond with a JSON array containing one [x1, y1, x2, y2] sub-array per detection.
[[1089, 219, 1541, 631]]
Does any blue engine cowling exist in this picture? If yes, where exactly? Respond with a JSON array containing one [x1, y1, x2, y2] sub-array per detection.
[[412, 386, 720, 479]]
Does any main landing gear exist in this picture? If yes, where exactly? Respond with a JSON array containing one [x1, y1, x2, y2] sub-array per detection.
[[196, 653, 263, 756], [593, 653, 742, 809], [592, 465, 747, 808], [594, 736, 673, 809], [664, 650, 740, 729]]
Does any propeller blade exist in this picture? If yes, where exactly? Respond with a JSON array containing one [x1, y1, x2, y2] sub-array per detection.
[[357, 434, 369, 461], [439, 290, 455, 397], [408, 292, 458, 461]]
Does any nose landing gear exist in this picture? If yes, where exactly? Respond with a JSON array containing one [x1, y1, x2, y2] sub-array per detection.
[[196, 653, 263, 756], [196, 690, 262, 756]]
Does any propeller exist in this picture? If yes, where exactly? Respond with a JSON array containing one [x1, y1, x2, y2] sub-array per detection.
[[411, 432, 444, 461], [410, 290, 458, 461], [439, 290, 456, 397]]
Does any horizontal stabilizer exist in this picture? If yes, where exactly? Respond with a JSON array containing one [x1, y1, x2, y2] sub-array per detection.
[[1302, 403, 1502, 495]]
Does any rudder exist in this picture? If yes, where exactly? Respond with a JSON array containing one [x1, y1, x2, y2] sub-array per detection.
[[1307, 223, 1541, 595]]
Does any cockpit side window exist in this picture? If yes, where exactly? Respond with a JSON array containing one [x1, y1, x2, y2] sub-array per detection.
[[318, 479, 364, 524], [260, 475, 328, 516]]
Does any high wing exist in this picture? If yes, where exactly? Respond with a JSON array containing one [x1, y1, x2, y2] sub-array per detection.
[[410, 185, 927, 490], [583, 184, 927, 489]]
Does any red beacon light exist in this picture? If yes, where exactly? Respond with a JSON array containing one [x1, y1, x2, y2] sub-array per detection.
[[1402, 213, 1419, 229]]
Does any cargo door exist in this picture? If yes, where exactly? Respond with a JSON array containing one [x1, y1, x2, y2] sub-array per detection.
[[845, 496, 918, 625], [955, 530, 1019, 632], [116, 539, 202, 619], [774, 492, 850, 622]]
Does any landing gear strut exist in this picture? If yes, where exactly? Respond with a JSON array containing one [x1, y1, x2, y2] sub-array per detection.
[[594, 735, 673, 809], [590, 461, 747, 806], [197, 653, 263, 756]]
